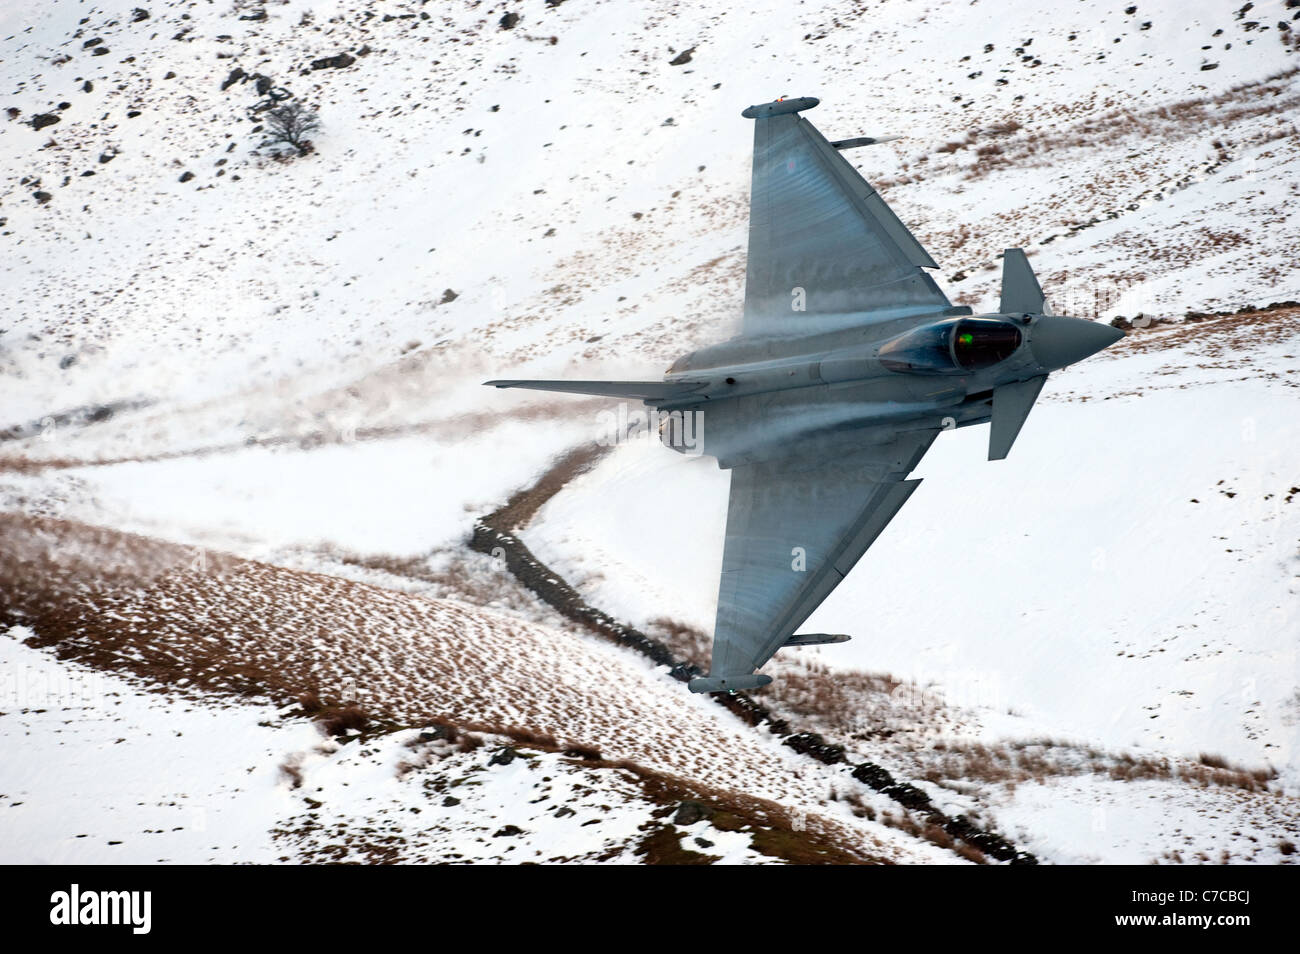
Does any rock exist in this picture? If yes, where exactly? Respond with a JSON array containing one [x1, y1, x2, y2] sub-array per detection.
[[673, 800, 714, 826], [220, 67, 247, 91], [668, 46, 695, 66], [442, 796, 460, 807], [30, 113, 60, 131], [179, 171, 195, 183], [91, 47, 109, 57], [239, 8, 267, 21], [310, 53, 355, 70], [851, 762, 895, 790], [499, 11, 520, 29], [164, 71, 176, 80], [82, 80, 93, 93], [57, 101, 71, 111], [440, 288, 458, 304], [488, 746, 517, 766], [783, 731, 846, 764], [132, 7, 150, 22], [883, 782, 932, 810], [254, 75, 272, 96], [60, 354, 77, 369], [493, 824, 524, 837], [82, 37, 103, 49], [33, 191, 52, 204]]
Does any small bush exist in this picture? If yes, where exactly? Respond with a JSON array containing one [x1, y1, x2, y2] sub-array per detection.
[[317, 704, 367, 736], [260, 100, 320, 156]]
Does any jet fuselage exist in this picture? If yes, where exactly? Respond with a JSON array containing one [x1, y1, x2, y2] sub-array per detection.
[[657, 309, 1121, 466]]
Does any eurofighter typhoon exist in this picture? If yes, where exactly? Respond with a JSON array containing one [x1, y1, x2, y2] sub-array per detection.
[[487, 97, 1122, 693]]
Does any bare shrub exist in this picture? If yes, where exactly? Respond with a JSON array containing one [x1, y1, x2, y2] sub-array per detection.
[[280, 757, 303, 788], [564, 742, 603, 761], [955, 842, 988, 864], [317, 704, 367, 736], [260, 100, 320, 156]]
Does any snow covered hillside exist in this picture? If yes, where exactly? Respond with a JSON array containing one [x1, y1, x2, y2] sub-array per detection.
[[1, 0, 1298, 863]]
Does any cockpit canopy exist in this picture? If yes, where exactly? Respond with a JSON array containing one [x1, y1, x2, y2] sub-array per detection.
[[878, 317, 1022, 374]]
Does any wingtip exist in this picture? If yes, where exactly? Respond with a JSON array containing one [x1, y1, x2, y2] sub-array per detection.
[[687, 673, 773, 694]]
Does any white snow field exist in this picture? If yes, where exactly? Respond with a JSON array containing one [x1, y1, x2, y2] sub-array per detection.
[[1, 0, 1298, 863]]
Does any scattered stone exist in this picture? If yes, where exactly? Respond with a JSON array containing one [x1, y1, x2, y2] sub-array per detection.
[[310, 53, 355, 70], [493, 824, 524, 837], [239, 8, 267, 21], [98, 151, 116, 163], [179, 171, 195, 183], [668, 46, 695, 66], [30, 113, 60, 130], [442, 796, 460, 807], [57, 101, 71, 111], [82, 37, 103, 49], [126, 110, 141, 118], [60, 354, 77, 369], [673, 800, 715, 826], [1201, 61, 1220, 70], [33, 191, 52, 204], [82, 80, 93, 93], [91, 47, 110, 57], [220, 67, 247, 91], [164, 71, 176, 80], [488, 746, 518, 766], [132, 8, 150, 22], [439, 288, 458, 304], [499, 11, 520, 30]]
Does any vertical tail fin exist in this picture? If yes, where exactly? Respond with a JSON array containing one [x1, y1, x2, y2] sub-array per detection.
[[999, 248, 1045, 315]]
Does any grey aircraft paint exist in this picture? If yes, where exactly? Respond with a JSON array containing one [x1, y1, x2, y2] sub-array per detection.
[[487, 97, 1123, 694]]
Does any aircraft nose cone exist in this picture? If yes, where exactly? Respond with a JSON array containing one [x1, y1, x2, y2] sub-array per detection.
[[1029, 315, 1124, 370]]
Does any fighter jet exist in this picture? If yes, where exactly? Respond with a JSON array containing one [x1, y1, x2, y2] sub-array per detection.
[[487, 97, 1122, 693]]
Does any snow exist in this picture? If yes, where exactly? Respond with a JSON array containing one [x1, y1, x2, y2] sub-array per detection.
[[991, 775, 1298, 865], [0, 628, 320, 863], [2, 0, 1298, 864], [3, 416, 595, 558]]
